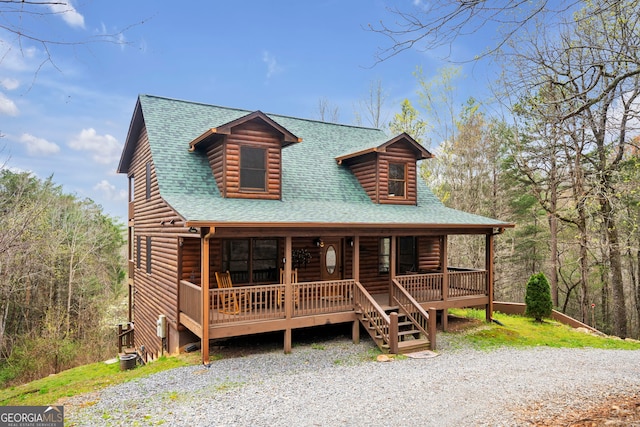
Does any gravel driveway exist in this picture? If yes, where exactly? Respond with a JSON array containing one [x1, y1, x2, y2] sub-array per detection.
[[65, 334, 640, 426]]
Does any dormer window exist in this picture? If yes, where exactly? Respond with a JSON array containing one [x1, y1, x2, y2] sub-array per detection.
[[388, 163, 406, 198], [335, 133, 432, 205], [188, 111, 301, 200], [240, 146, 266, 191]]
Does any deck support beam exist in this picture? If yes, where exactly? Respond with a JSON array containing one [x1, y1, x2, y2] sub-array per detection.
[[388, 235, 396, 306], [441, 235, 449, 331], [284, 236, 292, 353], [201, 227, 212, 365], [352, 235, 360, 344], [485, 233, 494, 322]]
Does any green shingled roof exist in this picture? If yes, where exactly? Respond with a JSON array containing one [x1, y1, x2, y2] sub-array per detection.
[[124, 94, 510, 228]]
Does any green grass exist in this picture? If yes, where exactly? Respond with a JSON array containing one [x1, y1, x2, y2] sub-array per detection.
[[0, 353, 199, 407], [448, 308, 640, 351], [3, 310, 640, 407]]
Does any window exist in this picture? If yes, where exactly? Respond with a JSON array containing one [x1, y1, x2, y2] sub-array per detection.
[[240, 146, 266, 191], [145, 162, 151, 200], [129, 175, 135, 202], [128, 228, 134, 261], [379, 237, 390, 273], [136, 236, 141, 269], [397, 236, 417, 274], [146, 236, 152, 274], [388, 163, 406, 197], [222, 238, 278, 283]]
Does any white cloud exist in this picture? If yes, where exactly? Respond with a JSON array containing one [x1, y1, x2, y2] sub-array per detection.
[[68, 128, 122, 164], [19, 133, 61, 156], [1, 78, 20, 91], [48, 1, 85, 29], [0, 37, 40, 72], [0, 92, 19, 116], [262, 51, 283, 79], [93, 180, 127, 201]]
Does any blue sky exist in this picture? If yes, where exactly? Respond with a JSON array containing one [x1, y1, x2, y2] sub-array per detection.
[[0, 0, 498, 222]]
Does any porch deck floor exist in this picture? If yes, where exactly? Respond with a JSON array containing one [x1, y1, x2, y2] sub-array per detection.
[[372, 293, 396, 311]]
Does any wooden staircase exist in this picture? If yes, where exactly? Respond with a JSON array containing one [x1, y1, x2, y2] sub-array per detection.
[[392, 310, 431, 353], [353, 281, 435, 355], [357, 308, 431, 354]]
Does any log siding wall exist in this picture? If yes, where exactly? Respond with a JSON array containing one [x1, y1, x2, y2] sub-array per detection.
[[418, 237, 441, 271], [349, 155, 378, 202], [129, 126, 194, 360]]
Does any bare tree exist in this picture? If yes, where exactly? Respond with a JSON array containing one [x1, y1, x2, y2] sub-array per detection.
[[0, 1, 142, 82], [368, 0, 622, 63], [315, 97, 340, 123], [354, 79, 389, 129]]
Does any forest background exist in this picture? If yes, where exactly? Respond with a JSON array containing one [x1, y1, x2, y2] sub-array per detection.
[[1, 0, 640, 385]]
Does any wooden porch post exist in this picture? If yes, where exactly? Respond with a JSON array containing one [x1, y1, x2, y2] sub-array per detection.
[[284, 236, 292, 354], [485, 233, 494, 322], [441, 235, 449, 331], [352, 235, 360, 344], [201, 228, 211, 365], [388, 235, 396, 306]]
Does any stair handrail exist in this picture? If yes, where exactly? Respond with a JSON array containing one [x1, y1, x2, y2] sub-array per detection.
[[391, 278, 435, 349], [353, 281, 397, 352]]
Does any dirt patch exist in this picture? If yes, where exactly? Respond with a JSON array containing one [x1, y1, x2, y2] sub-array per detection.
[[522, 394, 640, 426], [444, 314, 483, 332]]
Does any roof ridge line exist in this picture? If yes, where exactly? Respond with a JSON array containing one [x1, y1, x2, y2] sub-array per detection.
[[140, 93, 386, 132]]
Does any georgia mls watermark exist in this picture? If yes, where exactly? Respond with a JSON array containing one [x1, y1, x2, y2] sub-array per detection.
[[0, 406, 63, 427]]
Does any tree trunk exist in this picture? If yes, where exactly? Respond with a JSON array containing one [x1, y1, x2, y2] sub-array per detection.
[[602, 198, 627, 338]]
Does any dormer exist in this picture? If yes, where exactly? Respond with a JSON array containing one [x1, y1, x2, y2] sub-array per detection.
[[336, 133, 432, 205], [189, 111, 301, 200]]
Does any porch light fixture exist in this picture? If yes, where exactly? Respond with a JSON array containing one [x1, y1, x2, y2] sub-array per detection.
[[314, 238, 324, 248], [188, 227, 199, 234], [347, 238, 354, 247]]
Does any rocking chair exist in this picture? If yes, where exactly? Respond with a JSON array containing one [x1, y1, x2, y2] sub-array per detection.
[[214, 271, 247, 315]]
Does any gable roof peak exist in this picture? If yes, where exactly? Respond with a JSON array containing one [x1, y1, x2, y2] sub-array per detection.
[[335, 132, 433, 164], [188, 109, 302, 152]]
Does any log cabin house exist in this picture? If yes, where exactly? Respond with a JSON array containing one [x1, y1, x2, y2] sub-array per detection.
[[117, 94, 514, 364]]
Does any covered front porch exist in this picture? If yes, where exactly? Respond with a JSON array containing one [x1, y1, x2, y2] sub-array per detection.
[[178, 227, 493, 364]]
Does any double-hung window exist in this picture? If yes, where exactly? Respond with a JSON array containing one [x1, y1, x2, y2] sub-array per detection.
[[240, 146, 266, 191], [388, 163, 406, 197]]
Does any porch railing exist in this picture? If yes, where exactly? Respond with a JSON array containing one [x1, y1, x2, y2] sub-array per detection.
[[395, 268, 487, 302], [353, 281, 395, 353], [209, 284, 285, 324], [293, 279, 354, 317], [448, 269, 487, 298], [117, 322, 134, 353], [390, 279, 435, 349], [179, 279, 355, 327], [180, 280, 201, 322], [395, 273, 444, 302]]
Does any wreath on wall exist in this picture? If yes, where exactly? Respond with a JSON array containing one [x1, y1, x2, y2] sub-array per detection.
[[292, 249, 312, 269]]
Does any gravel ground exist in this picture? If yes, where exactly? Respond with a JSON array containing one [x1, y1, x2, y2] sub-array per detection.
[[64, 333, 640, 427]]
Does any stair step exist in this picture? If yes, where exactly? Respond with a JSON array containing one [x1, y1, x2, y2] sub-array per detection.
[[397, 329, 420, 337], [397, 339, 430, 353]]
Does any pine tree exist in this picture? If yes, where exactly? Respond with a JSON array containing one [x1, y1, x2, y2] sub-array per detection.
[[525, 272, 553, 322]]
